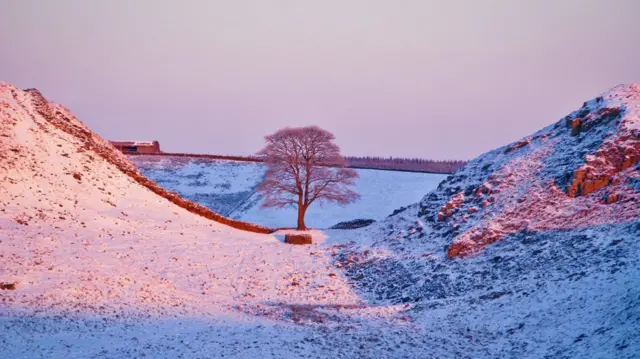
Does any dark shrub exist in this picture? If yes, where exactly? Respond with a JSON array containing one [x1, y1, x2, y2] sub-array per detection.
[[330, 219, 376, 229]]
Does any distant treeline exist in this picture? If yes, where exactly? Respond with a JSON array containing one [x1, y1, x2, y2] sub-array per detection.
[[126, 152, 466, 174], [345, 156, 466, 174]]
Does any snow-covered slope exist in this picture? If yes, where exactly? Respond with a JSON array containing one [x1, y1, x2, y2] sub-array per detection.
[[2, 82, 639, 358], [129, 156, 266, 217], [333, 84, 640, 357], [0, 83, 426, 358], [131, 155, 446, 228], [0, 83, 367, 312]]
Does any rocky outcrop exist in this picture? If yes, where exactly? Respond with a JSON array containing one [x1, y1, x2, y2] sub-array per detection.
[[326, 85, 640, 358], [400, 84, 640, 259], [503, 138, 531, 154], [567, 134, 640, 197], [437, 192, 464, 221], [566, 105, 622, 137]]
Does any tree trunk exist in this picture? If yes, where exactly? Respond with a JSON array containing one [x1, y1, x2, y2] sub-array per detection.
[[297, 205, 307, 230]]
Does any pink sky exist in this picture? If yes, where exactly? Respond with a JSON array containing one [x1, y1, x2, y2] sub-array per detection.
[[2, 0, 639, 159]]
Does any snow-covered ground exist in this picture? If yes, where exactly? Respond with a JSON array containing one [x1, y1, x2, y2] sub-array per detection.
[[131, 155, 446, 228], [329, 84, 640, 357], [0, 83, 455, 358], [2, 82, 640, 358]]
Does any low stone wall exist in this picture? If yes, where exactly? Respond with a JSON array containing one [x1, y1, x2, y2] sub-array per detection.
[[284, 234, 313, 245]]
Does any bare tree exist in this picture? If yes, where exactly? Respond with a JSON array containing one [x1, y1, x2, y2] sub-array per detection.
[[256, 126, 359, 230]]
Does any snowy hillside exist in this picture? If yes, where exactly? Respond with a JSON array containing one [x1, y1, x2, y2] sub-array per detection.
[[334, 84, 640, 357], [130, 156, 266, 216], [1, 81, 639, 358], [0, 83, 427, 358], [131, 155, 446, 228]]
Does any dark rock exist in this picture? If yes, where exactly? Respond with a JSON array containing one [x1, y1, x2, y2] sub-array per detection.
[[574, 334, 587, 343], [610, 239, 623, 246], [479, 291, 510, 300], [331, 219, 376, 230]]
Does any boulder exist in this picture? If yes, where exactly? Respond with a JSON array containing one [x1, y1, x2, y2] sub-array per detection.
[[571, 118, 582, 136], [437, 192, 465, 221]]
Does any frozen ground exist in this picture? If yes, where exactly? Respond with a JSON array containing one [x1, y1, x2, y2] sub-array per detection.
[[0, 83, 427, 358], [2, 82, 640, 358], [131, 155, 446, 229], [329, 84, 640, 357]]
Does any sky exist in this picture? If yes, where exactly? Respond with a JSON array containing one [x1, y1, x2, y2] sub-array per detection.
[[1, 0, 639, 160]]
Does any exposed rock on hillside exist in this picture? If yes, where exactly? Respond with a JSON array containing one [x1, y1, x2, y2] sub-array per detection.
[[336, 84, 640, 358], [420, 84, 640, 258], [2, 81, 638, 358]]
